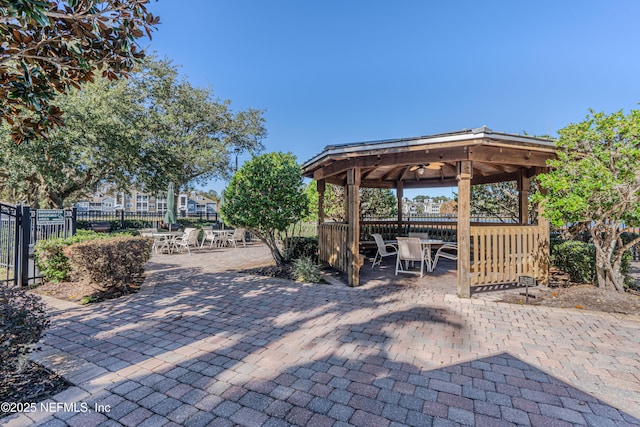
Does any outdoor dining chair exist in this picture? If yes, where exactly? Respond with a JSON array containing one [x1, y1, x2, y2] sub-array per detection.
[[174, 228, 199, 255], [227, 228, 246, 248], [395, 237, 428, 277], [431, 243, 458, 271], [371, 233, 397, 268], [201, 228, 222, 249]]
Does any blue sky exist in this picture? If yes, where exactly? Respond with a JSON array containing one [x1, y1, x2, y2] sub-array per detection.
[[145, 1, 640, 199]]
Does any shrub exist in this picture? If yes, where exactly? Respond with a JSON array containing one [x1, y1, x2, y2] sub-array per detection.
[[284, 237, 318, 263], [551, 240, 596, 284], [293, 256, 322, 283], [34, 230, 105, 282], [0, 286, 50, 374], [551, 239, 633, 286], [64, 236, 153, 291]]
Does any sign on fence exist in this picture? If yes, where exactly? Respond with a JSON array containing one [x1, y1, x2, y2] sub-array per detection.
[[36, 209, 65, 225]]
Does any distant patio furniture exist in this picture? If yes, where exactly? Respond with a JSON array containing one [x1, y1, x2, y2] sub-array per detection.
[[173, 228, 200, 254], [395, 237, 428, 277], [152, 231, 185, 254], [371, 233, 397, 268], [227, 228, 246, 248], [91, 221, 111, 233], [201, 228, 222, 248], [431, 243, 458, 271], [139, 228, 157, 237]]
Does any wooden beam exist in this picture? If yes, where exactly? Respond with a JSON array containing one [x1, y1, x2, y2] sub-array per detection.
[[457, 160, 472, 298], [471, 171, 519, 186], [360, 167, 377, 180], [346, 168, 361, 287], [381, 166, 403, 181], [396, 180, 403, 238], [312, 146, 470, 180], [537, 186, 550, 286], [468, 145, 551, 167], [517, 169, 530, 225], [317, 179, 325, 225], [361, 180, 395, 188]]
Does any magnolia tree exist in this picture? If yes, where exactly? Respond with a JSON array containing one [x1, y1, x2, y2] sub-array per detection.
[[221, 152, 308, 266], [0, 0, 159, 143], [537, 109, 640, 292]]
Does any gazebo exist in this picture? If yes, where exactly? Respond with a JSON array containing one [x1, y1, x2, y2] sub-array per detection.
[[301, 127, 557, 297]]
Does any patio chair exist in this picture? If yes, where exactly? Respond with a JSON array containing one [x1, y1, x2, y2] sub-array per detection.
[[174, 228, 199, 254], [138, 228, 157, 237], [227, 228, 246, 248], [201, 228, 222, 249], [431, 243, 458, 271], [153, 234, 171, 254], [395, 237, 428, 277], [371, 233, 397, 268]]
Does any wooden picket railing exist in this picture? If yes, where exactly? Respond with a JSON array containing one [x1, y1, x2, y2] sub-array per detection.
[[319, 223, 349, 272], [319, 220, 549, 287], [470, 224, 549, 285]]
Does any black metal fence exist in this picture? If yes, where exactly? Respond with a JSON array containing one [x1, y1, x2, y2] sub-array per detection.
[[1, 204, 77, 286], [75, 210, 219, 230]]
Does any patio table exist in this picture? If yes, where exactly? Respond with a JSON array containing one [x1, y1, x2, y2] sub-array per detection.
[[152, 231, 185, 254]]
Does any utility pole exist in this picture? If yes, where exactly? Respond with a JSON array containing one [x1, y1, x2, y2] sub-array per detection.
[[234, 148, 241, 172]]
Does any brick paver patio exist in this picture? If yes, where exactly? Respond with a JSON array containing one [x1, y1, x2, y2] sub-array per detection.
[[4, 243, 640, 426]]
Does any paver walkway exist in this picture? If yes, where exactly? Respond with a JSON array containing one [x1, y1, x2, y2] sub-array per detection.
[[4, 243, 640, 426]]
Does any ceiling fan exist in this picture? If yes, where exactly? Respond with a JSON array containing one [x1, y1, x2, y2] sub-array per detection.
[[409, 162, 445, 175]]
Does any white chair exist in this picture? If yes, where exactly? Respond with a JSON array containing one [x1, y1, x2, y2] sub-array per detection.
[[371, 233, 397, 268], [153, 234, 171, 254], [174, 228, 199, 254], [139, 228, 157, 237], [227, 228, 246, 248], [201, 228, 222, 249], [395, 237, 428, 277], [431, 243, 458, 271]]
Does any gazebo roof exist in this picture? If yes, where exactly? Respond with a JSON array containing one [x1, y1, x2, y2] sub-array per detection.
[[302, 126, 556, 189]]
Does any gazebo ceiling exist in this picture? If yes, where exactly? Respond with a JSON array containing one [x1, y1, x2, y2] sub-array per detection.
[[302, 127, 556, 188]]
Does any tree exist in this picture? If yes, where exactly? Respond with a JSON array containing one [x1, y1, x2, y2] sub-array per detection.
[[304, 181, 397, 221], [470, 182, 538, 223], [536, 108, 640, 292], [221, 152, 309, 266], [0, 0, 159, 143], [0, 76, 144, 207], [0, 58, 267, 208], [133, 57, 266, 194]]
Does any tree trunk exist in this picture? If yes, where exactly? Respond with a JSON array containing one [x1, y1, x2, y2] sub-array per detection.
[[250, 229, 285, 266], [591, 226, 626, 292]]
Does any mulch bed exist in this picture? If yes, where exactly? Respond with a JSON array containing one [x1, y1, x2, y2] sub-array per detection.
[[0, 361, 72, 419], [31, 277, 143, 304], [497, 268, 640, 316]]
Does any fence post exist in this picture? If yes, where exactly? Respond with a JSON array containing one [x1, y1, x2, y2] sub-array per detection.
[[120, 209, 125, 230], [71, 207, 77, 236], [18, 205, 31, 287]]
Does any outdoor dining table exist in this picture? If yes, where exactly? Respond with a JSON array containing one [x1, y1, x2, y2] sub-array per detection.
[[382, 238, 444, 272], [152, 231, 185, 254], [419, 239, 443, 272]]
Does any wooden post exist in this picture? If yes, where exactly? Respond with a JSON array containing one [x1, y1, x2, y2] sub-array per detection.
[[317, 179, 326, 225], [517, 169, 530, 225], [536, 186, 550, 286], [457, 161, 472, 298], [396, 180, 403, 238], [347, 168, 361, 287]]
